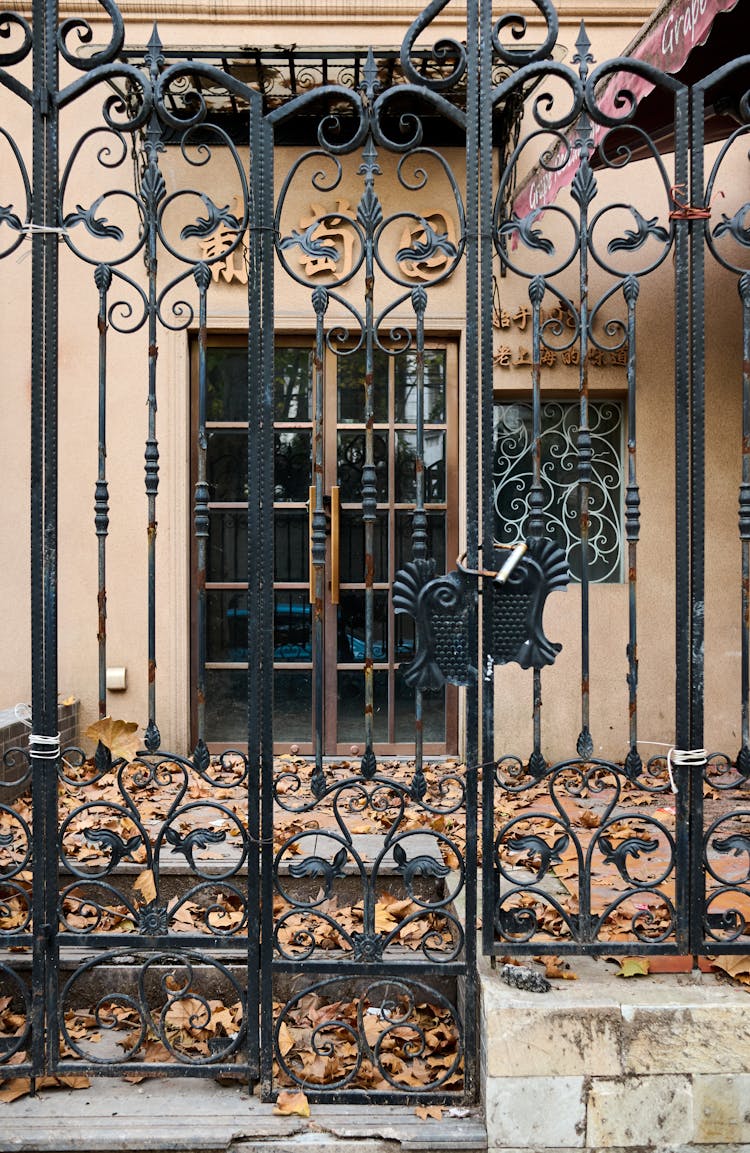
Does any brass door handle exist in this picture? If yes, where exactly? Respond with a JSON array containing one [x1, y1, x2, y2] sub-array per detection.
[[330, 485, 340, 605]]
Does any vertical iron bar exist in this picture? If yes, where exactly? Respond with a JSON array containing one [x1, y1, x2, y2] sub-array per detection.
[[311, 287, 329, 792], [142, 31, 164, 753], [477, 0, 491, 961], [42, 0, 61, 1075], [358, 67, 382, 781], [463, 0, 481, 1096], [738, 271, 750, 772], [95, 266, 111, 719], [30, 0, 46, 1082], [410, 285, 427, 788], [673, 85, 692, 951], [257, 114, 275, 1096], [43, 0, 59, 1077], [573, 97, 594, 763], [528, 276, 546, 776], [687, 83, 705, 954], [689, 88, 706, 760], [29, 0, 59, 1079], [624, 276, 642, 777], [193, 264, 210, 751]]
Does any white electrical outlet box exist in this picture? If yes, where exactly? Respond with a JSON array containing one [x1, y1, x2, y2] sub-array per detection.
[[106, 666, 127, 691]]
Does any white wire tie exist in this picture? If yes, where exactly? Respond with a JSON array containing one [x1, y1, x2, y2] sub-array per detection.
[[667, 747, 707, 793], [637, 741, 707, 793], [29, 733, 61, 760], [19, 223, 69, 237], [14, 703, 32, 728]]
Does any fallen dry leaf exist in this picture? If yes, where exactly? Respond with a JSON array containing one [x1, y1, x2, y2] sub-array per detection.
[[616, 956, 650, 978], [277, 1021, 295, 1057], [273, 1089, 310, 1117], [53, 1075, 90, 1090], [415, 1104, 444, 1120], [133, 869, 156, 905], [0, 1078, 32, 1103], [85, 717, 140, 762], [0, 1073, 90, 1102], [543, 957, 577, 980], [579, 809, 600, 829], [710, 955, 750, 983]]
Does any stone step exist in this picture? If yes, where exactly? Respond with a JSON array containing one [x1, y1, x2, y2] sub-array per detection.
[[55, 832, 448, 906], [0, 1078, 487, 1153]]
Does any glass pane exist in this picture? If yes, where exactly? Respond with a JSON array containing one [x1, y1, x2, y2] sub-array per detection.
[[207, 347, 248, 422], [274, 670, 312, 743], [275, 346, 312, 421], [395, 430, 445, 503], [394, 611, 415, 662], [208, 511, 247, 582], [274, 431, 311, 502], [336, 349, 388, 423], [274, 591, 312, 662], [274, 511, 308, 582], [337, 591, 388, 662], [340, 511, 387, 583], [207, 430, 247, 502], [206, 668, 247, 742], [395, 511, 446, 572], [338, 431, 388, 502], [207, 591, 248, 661], [493, 400, 624, 583], [336, 670, 387, 744], [394, 672, 445, 742], [394, 350, 446, 423]]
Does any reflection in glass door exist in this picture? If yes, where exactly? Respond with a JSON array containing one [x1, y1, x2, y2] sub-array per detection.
[[195, 340, 457, 755]]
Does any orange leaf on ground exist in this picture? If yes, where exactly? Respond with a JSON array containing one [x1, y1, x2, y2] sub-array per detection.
[[277, 1021, 295, 1057], [0, 1073, 90, 1102], [0, 1078, 31, 1103], [133, 869, 156, 905], [84, 717, 140, 761], [415, 1105, 444, 1120], [273, 1089, 310, 1117], [711, 955, 750, 983], [579, 809, 600, 829], [544, 957, 577, 980], [56, 1075, 91, 1090]]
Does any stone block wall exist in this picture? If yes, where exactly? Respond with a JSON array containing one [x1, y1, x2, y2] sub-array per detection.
[[481, 955, 750, 1152]]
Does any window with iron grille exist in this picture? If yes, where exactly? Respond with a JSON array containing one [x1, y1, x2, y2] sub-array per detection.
[[493, 399, 624, 583]]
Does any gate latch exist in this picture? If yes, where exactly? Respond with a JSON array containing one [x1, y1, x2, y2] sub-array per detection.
[[393, 537, 570, 691]]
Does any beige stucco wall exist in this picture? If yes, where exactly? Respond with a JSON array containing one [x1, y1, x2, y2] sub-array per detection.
[[0, 1, 746, 764]]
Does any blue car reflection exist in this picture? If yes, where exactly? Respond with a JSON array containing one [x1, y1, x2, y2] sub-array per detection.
[[224, 602, 393, 662]]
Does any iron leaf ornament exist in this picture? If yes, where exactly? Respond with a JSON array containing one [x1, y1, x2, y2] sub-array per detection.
[[393, 538, 569, 688], [489, 538, 569, 668], [393, 558, 475, 690]]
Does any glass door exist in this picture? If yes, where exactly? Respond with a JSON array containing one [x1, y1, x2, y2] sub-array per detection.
[[328, 344, 458, 754], [197, 339, 457, 756]]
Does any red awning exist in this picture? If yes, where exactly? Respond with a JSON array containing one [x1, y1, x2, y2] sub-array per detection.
[[512, 0, 743, 220]]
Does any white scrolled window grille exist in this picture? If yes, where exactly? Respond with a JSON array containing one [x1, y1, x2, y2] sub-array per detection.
[[493, 400, 624, 583]]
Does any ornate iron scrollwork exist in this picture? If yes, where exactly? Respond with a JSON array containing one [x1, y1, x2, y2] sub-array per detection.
[[393, 536, 569, 687]]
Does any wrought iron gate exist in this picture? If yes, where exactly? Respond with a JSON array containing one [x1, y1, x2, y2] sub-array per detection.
[[0, 0, 749, 1104]]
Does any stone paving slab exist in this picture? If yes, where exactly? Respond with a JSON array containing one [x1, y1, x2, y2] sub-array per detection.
[[0, 1078, 486, 1153]]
